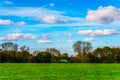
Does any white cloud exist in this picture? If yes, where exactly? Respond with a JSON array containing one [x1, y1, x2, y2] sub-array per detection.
[[2, 6, 120, 26], [67, 40, 74, 43], [0, 7, 84, 24], [86, 6, 120, 24], [0, 7, 65, 18], [78, 29, 119, 36], [16, 21, 26, 26], [0, 33, 36, 41], [37, 15, 56, 23], [78, 30, 93, 35], [84, 37, 95, 42], [0, 19, 26, 26], [0, 19, 13, 25], [5, 1, 13, 5], [40, 34, 51, 40], [37, 15, 68, 23], [64, 33, 73, 37], [37, 40, 52, 44]]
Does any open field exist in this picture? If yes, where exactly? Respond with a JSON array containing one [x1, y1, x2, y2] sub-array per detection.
[[0, 63, 120, 80]]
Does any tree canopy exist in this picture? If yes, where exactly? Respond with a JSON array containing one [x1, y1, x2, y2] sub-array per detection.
[[72, 41, 92, 54], [0, 41, 120, 63]]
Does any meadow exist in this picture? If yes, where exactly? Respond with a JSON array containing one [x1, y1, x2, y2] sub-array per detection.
[[0, 63, 120, 80]]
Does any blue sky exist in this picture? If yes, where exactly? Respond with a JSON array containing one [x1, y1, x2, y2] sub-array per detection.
[[0, 0, 120, 55]]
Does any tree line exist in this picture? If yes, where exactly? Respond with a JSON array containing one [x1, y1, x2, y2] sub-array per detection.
[[0, 41, 120, 63]]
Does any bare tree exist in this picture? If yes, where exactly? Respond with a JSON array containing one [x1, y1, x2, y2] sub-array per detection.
[[1, 42, 18, 51], [20, 45, 29, 52], [45, 48, 61, 56], [72, 41, 92, 54]]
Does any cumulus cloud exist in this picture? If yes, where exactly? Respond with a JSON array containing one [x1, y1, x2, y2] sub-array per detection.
[[78, 29, 119, 36], [64, 33, 73, 37], [84, 37, 95, 42], [15, 21, 26, 26], [86, 6, 120, 23], [40, 34, 51, 40], [37, 40, 52, 44], [37, 15, 68, 23], [5, 1, 13, 5], [0, 19, 13, 25], [0, 19, 26, 26], [0, 33, 36, 41], [77, 30, 93, 35]]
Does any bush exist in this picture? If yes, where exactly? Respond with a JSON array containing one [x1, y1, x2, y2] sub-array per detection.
[[58, 59, 68, 63]]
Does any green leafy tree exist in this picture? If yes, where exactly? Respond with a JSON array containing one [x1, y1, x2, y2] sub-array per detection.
[[36, 52, 52, 63], [62, 53, 68, 60], [15, 51, 30, 63]]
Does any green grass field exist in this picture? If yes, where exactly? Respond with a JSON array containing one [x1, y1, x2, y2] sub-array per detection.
[[0, 63, 120, 80]]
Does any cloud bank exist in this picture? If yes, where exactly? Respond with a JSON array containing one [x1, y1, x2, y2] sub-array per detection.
[[37, 40, 52, 44], [84, 37, 95, 42], [0, 33, 36, 41], [0, 19, 26, 26], [78, 29, 119, 36], [86, 6, 120, 24]]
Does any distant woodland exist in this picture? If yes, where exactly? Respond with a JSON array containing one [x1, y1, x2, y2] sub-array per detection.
[[0, 41, 120, 63]]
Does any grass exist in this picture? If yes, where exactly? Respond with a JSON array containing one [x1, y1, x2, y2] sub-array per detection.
[[0, 63, 120, 80]]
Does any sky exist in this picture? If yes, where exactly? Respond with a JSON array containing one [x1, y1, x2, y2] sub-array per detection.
[[0, 0, 120, 55]]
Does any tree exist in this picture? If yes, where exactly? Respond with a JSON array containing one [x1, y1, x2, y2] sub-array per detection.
[[45, 48, 61, 62], [62, 53, 68, 60], [27, 54, 36, 63], [110, 47, 120, 62], [32, 50, 40, 56], [0, 42, 18, 51], [72, 41, 92, 54], [69, 55, 79, 63], [15, 51, 30, 63], [93, 46, 114, 63], [20, 45, 29, 52], [36, 52, 52, 63], [45, 48, 61, 56]]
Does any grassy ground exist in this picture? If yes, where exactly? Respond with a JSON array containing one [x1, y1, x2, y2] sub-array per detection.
[[0, 63, 120, 80]]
